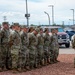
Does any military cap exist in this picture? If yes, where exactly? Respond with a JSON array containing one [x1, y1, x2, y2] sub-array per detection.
[[21, 25, 28, 28], [2, 22, 9, 25], [10, 25, 14, 29], [35, 28, 40, 32], [13, 23, 20, 27]]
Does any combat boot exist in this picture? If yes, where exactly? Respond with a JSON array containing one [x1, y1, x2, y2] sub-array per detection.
[[30, 64, 34, 70], [0, 68, 2, 72], [3, 67, 8, 71], [41, 59, 45, 66], [11, 69, 18, 73], [50, 59, 55, 64], [22, 68, 27, 72], [34, 63, 38, 68], [25, 66, 31, 71], [47, 57, 50, 64], [17, 68, 22, 73], [44, 58, 48, 66], [38, 62, 42, 68]]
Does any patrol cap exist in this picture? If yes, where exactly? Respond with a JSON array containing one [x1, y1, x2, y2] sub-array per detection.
[[28, 26, 35, 32], [44, 28, 49, 32], [39, 28, 43, 31], [2, 22, 9, 25], [35, 28, 40, 32], [21, 25, 28, 28], [10, 25, 14, 29], [13, 23, 20, 27]]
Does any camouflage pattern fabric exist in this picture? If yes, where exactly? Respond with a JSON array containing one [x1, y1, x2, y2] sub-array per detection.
[[9, 30, 22, 69]]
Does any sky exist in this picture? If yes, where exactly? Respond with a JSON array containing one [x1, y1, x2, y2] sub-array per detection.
[[0, 0, 75, 25]]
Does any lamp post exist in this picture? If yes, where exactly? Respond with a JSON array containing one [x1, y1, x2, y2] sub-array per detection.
[[44, 11, 50, 26], [48, 5, 54, 25], [70, 9, 74, 25], [25, 0, 30, 26]]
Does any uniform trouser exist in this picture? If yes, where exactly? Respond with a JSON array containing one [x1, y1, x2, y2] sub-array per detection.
[[37, 45, 44, 64], [25, 48, 29, 66], [44, 46, 51, 62], [0, 45, 2, 68], [29, 46, 37, 67], [1, 44, 11, 69], [50, 49, 54, 61], [53, 48, 59, 60], [6, 48, 12, 69], [11, 47, 20, 69], [20, 46, 29, 69]]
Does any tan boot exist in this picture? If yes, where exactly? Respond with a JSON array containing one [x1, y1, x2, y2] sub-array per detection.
[[11, 69, 18, 73], [3, 67, 8, 71], [41, 59, 45, 66], [47, 58, 50, 64], [17, 68, 22, 73], [25, 66, 31, 71], [0, 68, 2, 72], [22, 68, 27, 72]]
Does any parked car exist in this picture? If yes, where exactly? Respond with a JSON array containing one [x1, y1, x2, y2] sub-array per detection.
[[42, 26, 70, 48], [66, 30, 75, 40]]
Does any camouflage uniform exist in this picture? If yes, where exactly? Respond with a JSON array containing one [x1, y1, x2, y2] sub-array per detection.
[[1, 28, 11, 70], [43, 32, 51, 64], [55, 33, 59, 61], [50, 33, 59, 63], [71, 35, 75, 68], [9, 30, 22, 70], [28, 32, 38, 69], [0, 30, 2, 70], [37, 33, 44, 66], [20, 30, 29, 69]]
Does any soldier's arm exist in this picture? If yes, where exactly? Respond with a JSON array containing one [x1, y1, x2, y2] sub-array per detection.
[[8, 32, 15, 47]]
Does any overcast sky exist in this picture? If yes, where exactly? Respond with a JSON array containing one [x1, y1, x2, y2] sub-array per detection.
[[0, 0, 75, 25]]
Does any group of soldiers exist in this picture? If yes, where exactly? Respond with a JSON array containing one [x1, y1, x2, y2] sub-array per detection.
[[0, 22, 59, 73]]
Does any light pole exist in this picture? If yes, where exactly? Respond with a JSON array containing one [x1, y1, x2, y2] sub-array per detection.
[[3, 16, 7, 22], [25, 0, 30, 26], [70, 9, 74, 25], [44, 11, 50, 25], [48, 5, 54, 25]]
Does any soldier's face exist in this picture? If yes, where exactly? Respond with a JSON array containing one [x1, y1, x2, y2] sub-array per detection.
[[55, 29, 58, 34], [15, 26, 20, 31], [23, 28, 27, 32], [51, 29, 55, 33], [34, 30, 38, 35], [40, 30, 43, 34], [46, 30, 49, 34], [3, 24, 9, 29]]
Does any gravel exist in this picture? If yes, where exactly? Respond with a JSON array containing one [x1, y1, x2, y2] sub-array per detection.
[[0, 54, 75, 75]]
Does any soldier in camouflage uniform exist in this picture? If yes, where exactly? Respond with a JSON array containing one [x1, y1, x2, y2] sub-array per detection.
[[0, 25, 2, 71], [71, 34, 75, 68], [50, 28, 59, 63], [28, 28, 39, 69], [9, 23, 22, 72], [54, 28, 59, 62], [43, 28, 51, 65], [1, 22, 12, 71], [37, 28, 44, 67], [20, 25, 30, 71]]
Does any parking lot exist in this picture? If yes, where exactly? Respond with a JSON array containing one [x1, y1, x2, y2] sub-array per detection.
[[59, 41, 75, 54], [59, 45, 75, 54]]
